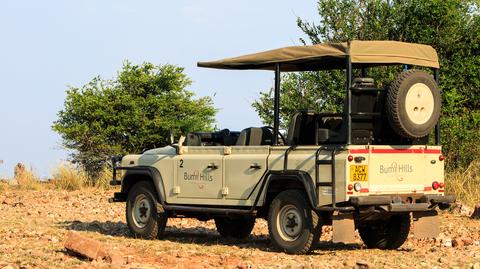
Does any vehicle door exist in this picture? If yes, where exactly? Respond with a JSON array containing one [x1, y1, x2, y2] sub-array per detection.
[[175, 146, 224, 199], [224, 146, 269, 200]]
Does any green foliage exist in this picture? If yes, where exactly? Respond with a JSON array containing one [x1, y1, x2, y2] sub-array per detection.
[[252, 0, 480, 168], [53, 62, 216, 176]]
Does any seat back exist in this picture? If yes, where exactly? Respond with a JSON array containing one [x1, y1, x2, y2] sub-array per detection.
[[236, 127, 273, 146], [287, 110, 318, 145], [183, 129, 240, 146], [350, 78, 378, 144]]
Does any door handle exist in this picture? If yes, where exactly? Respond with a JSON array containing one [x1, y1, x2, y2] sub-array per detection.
[[207, 163, 218, 169], [250, 163, 262, 169]]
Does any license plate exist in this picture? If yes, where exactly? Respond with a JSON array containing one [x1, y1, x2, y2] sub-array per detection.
[[350, 165, 368, 182]]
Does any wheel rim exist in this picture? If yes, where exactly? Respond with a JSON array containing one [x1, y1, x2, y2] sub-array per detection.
[[277, 204, 303, 241], [132, 194, 151, 228], [405, 83, 434, 125]]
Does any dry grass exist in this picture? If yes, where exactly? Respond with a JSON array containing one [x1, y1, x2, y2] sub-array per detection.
[[446, 160, 480, 206], [94, 167, 113, 190], [0, 181, 7, 193], [14, 165, 42, 190], [51, 163, 89, 191], [50, 163, 111, 191]]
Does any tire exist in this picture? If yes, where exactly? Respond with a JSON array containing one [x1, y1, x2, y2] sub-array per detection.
[[358, 214, 411, 249], [267, 190, 322, 254], [386, 70, 441, 138], [214, 217, 256, 239], [126, 181, 168, 239]]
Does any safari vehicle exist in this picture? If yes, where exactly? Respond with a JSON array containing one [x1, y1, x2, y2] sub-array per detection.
[[110, 40, 454, 254]]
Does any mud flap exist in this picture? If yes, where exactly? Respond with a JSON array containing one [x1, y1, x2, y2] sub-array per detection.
[[413, 210, 439, 239], [332, 212, 356, 243]]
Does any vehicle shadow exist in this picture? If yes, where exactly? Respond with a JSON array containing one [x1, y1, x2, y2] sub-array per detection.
[[58, 220, 375, 253], [57, 220, 271, 251]]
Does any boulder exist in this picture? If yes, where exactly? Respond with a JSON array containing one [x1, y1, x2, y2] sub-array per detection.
[[63, 231, 124, 265]]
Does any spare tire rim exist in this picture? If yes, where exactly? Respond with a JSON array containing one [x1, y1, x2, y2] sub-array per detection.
[[277, 205, 303, 241], [132, 194, 151, 228], [405, 83, 435, 125]]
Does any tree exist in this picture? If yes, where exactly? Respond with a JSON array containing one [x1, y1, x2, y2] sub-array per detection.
[[252, 0, 480, 168], [53, 62, 216, 177]]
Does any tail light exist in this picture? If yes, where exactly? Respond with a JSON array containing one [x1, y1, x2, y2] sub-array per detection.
[[439, 155, 445, 161], [347, 184, 354, 191], [432, 181, 440, 190], [348, 155, 354, 162], [439, 182, 444, 188]]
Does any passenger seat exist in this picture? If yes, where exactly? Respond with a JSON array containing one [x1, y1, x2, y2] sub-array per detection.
[[236, 127, 273, 146]]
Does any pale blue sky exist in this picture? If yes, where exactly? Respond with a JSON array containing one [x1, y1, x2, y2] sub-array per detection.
[[0, 1, 318, 178]]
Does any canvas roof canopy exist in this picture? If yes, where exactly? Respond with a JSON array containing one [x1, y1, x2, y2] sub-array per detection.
[[197, 40, 439, 71]]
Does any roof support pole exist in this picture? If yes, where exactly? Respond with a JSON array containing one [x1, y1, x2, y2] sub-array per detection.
[[433, 68, 441, 145], [273, 63, 281, 145], [346, 56, 352, 144], [361, 67, 367, 77]]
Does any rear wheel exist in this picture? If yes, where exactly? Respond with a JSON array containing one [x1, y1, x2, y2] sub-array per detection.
[[267, 190, 322, 254], [214, 217, 256, 239], [358, 214, 411, 249], [126, 181, 168, 239]]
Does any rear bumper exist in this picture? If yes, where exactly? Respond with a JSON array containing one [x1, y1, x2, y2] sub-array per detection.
[[349, 194, 455, 212]]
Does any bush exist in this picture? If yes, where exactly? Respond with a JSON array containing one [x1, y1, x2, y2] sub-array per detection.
[[53, 62, 217, 179], [445, 161, 480, 206]]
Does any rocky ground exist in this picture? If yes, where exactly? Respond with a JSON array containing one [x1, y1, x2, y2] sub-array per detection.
[[0, 188, 479, 269]]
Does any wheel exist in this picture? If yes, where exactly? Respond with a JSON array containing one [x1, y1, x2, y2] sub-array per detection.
[[386, 70, 441, 138], [126, 181, 168, 239], [214, 216, 256, 239], [267, 190, 322, 254], [358, 214, 411, 249]]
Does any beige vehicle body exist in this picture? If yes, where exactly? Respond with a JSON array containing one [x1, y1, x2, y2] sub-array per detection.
[[120, 144, 445, 208], [110, 41, 454, 254]]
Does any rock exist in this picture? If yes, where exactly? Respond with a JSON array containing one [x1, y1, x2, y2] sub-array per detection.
[[49, 236, 59, 243], [462, 238, 474, 246], [2, 265, 14, 269], [472, 263, 480, 269], [472, 204, 480, 219], [125, 255, 134, 264], [443, 238, 453, 247], [1, 198, 13, 205], [63, 231, 124, 264], [354, 260, 370, 269], [105, 251, 124, 265], [452, 239, 464, 248], [460, 204, 474, 217]]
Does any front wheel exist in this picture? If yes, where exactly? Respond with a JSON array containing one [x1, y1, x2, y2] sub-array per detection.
[[358, 214, 411, 249], [126, 181, 168, 239], [268, 190, 322, 254]]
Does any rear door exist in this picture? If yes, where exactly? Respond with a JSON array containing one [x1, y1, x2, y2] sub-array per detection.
[[224, 146, 269, 200]]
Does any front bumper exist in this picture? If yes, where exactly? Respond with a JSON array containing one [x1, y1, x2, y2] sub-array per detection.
[[108, 192, 127, 203], [349, 194, 455, 212]]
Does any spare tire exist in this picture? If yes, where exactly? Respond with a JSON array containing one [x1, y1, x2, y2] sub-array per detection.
[[386, 70, 441, 138]]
